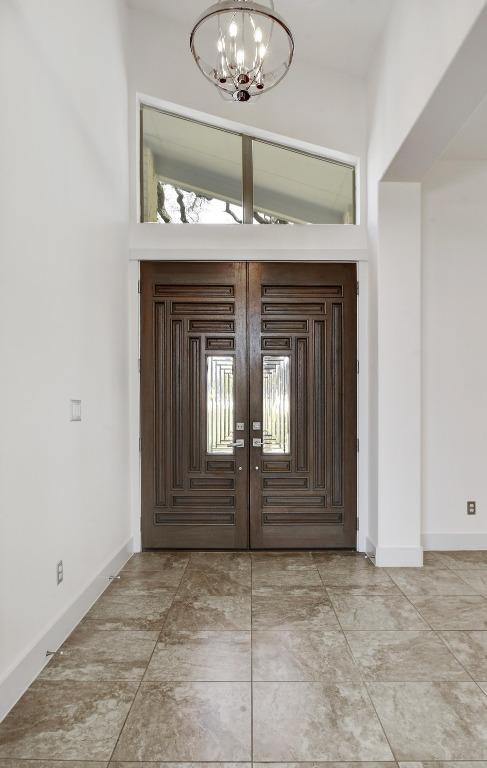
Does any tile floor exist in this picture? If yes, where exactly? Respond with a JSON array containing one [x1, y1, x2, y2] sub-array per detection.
[[3, 551, 487, 764]]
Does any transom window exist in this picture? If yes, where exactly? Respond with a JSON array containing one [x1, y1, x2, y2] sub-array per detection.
[[140, 105, 356, 225]]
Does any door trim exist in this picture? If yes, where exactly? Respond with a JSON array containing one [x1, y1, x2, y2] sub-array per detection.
[[129, 259, 369, 553]]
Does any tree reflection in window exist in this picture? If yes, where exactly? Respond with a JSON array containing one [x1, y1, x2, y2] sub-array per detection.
[[157, 182, 290, 225]]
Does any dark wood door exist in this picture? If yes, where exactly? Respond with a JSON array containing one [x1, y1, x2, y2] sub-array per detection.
[[141, 262, 249, 549], [141, 261, 356, 550], [248, 262, 357, 549]]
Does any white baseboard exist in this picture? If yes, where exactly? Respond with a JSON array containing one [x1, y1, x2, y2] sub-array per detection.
[[365, 536, 377, 561], [422, 532, 487, 551], [0, 538, 133, 722], [374, 545, 423, 567]]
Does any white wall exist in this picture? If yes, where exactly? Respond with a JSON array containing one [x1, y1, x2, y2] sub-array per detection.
[[366, 0, 486, 563], [0, 0, 131, 717], [422, 159, 487, 549]]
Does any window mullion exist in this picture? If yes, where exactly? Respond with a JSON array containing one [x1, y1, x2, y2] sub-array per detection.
[[242, 135, 254, 224]]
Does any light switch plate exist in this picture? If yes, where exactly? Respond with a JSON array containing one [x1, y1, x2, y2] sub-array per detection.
[[70, 399, 81, 422], [467, 500, 476, 515]]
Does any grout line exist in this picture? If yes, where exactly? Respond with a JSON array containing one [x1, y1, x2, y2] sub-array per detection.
[[315, 557, 398, 761], [105, 555, 192, 763], [384, 567, 482, 685]]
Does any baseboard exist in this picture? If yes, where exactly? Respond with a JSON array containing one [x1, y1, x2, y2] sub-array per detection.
[[0, 538, 133, 722], [365, 536, 377, 562], [422, 532, 487, 551], [374, 544, 423, 567]]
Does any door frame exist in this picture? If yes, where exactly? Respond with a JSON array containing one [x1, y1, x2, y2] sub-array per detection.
[[129, 257, 369, 553]]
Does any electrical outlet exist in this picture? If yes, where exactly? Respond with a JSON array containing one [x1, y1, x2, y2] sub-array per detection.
[[57, 560, 64, 585], [467, 501, 476, 516]]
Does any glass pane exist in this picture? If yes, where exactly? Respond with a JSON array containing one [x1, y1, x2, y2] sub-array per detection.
[[142, 106, 243, 223], [253, 140, 355, 224], [207, 356, 235, 454], [263, 355, 290, 454]]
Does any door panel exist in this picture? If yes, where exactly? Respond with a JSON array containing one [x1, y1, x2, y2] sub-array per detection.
[[248, 263, 357, 549], [141, 262, 248, 549], [141, 261, 356, 550]]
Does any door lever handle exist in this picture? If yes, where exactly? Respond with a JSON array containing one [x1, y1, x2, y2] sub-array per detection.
[[232, 439, 245, 448], [252, 438, 263, 447]]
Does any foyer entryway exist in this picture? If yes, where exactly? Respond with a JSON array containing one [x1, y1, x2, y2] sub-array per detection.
[[140, 262, 357, 550]]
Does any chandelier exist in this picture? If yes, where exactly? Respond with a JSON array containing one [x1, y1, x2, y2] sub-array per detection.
[[190, 0, 294, 102]]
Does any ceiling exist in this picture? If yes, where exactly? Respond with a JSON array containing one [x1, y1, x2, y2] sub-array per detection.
[[443, 94, 487, 160], [127, 0, 393, 78]]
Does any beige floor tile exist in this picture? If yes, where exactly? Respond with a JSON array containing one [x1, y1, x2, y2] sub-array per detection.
[[455, 570, 487, 595], [121, 552, 189, 581], [412, 596, 487, 630], [252, 630, 361, 681], [422, 552, 457, 568], [388, 569, 479, 596], [178, 568, 251, 596], [112, 682, 251, 761], [345, 630, 469, 681], [253, 682, 393, 761], [368, 681, 487, 760], [252, 553, 322, 587], [329, 593, 429, 630], [254, 764, 396, 768], [189, 552, 251, 576], [164, 594, 251, 630], [144, 630, 251, 681], [39, 626, 158, 681], [0, 763, 107, 768], [438, 551, 487, 570], [440, 631, 487, 679], [252, 586, 340, 630], [106, 571, 182, 595], [399, 763, 487, 768], [110, 764, 249, 768], [82, 590, 174, 630], [320, 567, 399, 594], [0, 681, 137, 760], [313, 553, 374, 576]]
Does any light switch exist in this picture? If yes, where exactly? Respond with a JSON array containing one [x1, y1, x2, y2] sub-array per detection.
[[70, 399, 82, 422]]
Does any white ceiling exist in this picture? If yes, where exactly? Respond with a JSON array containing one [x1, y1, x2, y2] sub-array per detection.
[[443, 94, 487, 160], [127, 0, 393, 78]]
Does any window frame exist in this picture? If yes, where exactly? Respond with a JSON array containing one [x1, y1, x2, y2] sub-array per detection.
[[140, 104, 356, 225]]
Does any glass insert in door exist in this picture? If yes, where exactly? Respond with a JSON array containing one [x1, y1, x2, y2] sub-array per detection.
[[263, 355, 290, 453], [207, 356, 235, 454]]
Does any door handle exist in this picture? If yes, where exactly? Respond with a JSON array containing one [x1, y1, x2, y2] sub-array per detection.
[[232, 439, 245, 448], [252, 438, 263, 447]]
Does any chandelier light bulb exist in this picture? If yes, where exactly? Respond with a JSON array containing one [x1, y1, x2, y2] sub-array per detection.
[[190, 1, 294, 102]]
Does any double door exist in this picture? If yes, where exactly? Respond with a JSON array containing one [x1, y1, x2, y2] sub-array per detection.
[[140, 261, 356, 550]]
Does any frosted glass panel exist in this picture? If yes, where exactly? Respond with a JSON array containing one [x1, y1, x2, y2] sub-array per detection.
[[263, 356, 290, 454], [207, 356, 235, 454]]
